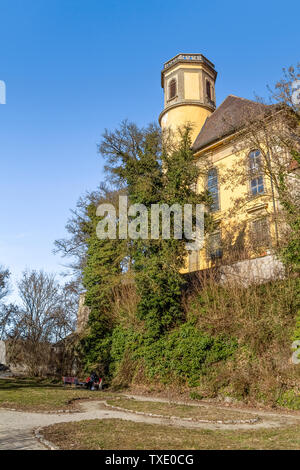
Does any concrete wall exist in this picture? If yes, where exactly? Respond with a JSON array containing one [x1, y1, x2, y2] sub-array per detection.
[[219, 254, 285, 287]]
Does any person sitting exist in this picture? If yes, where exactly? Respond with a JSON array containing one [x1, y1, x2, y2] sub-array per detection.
[[85, 371, 99, 390], [91, 372, 99, 383]]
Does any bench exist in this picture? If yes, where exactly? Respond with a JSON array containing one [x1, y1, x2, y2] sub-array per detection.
[[62, 376, 103, 390], [62, 376, 83, 387]]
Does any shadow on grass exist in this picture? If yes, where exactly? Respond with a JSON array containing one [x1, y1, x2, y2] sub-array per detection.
[[0, 377, 66, 391]]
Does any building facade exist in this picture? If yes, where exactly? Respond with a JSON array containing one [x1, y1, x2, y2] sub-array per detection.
[[159, 53, 289, 280]]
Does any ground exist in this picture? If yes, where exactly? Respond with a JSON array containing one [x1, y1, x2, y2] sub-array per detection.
[[0, 378, 299, 450], [0, 376, 101, 411]]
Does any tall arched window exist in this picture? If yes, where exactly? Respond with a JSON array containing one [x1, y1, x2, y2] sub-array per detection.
[[207, 167, 219, 212], [249, 149, 264, 196], [250, 217, 270, 250], [168, 78, 177, 100], [206, 80, 211, 100]]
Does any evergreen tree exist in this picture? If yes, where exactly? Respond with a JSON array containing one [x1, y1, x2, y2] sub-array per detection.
[[100, 122, 209, 339]]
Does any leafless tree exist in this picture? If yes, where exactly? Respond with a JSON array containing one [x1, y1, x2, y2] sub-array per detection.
[[15, 270, 76, 342], [0, 266, 12, 340], [0, 266, 9, 301], [54, 182, 128, 284], [7, 270, 77, 375]]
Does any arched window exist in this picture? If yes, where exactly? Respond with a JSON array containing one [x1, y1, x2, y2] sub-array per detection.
[[207, 167, 219, 212], [250, 217, 270, 249], [249, 149, 264, 196], [206, 80, 211, 100], [168, 78, 177, 100]]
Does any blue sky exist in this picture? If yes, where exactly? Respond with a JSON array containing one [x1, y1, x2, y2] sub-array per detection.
[[0, 0, 299, 300]]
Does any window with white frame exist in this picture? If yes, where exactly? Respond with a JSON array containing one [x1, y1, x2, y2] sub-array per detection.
[[249, 149, 264, 196], [207, 167, 219, 212]]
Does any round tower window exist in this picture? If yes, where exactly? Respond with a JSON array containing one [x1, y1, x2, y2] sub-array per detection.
[[169, 78, 177, 100]]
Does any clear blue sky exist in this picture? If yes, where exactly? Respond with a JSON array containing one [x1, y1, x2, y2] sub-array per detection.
[[0, 0, 299, 299]]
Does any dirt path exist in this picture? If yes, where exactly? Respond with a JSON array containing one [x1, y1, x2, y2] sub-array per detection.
[[0, 398, 299, 450]]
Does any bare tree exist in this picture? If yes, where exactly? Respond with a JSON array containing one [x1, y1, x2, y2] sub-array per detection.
[[0, 266, 9, 301], [54, 183, 118, 282], [8, 270, 77, 375], [0, 266, 13, 340], [15, 270, 76, 341]]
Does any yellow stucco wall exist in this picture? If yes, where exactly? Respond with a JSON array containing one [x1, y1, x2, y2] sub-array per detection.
[[161, 105, 212, 145], [184, 72, 200, 100], [182, 141, 278, 273], [160, 58, 277, 275]]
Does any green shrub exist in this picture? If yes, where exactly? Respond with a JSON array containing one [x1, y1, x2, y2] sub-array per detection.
[[110, 323, 237, 388], [277, 390, 300, 410], [190, 391, 204, 400], [293, 308, 300, 342]]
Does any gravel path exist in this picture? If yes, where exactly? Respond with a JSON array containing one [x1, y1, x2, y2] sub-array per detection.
[[0, 399, 299, 450]]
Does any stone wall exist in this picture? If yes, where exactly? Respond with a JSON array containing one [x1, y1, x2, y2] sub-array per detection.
[[0, 340, 6, 365], [76, 293, 90, 332], [220, 254, 285, 286]]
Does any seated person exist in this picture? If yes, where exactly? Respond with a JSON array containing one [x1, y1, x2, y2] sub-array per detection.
[[85, 372, 100, 390]]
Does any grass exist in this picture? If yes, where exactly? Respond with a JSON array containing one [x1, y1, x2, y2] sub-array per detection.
[[2, 378, 299, 449], [106, 397, 258, 422], [0, 377, 114, 412], [42, 419, 300, 450]]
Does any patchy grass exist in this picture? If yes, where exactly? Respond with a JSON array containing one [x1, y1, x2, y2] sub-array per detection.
[[42, 419, 300, 450], [0, 378, 114, 412], [106, 398, 258, 422]]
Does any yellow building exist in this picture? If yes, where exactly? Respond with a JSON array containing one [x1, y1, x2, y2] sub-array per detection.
[[159, 53, 285, 280]]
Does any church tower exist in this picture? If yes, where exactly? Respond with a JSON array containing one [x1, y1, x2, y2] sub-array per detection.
[[159, 53, 217, 144]]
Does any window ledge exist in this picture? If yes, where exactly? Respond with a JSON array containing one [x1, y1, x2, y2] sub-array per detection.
[[167, 95, 178, 103], [247, 202, 268, 213]]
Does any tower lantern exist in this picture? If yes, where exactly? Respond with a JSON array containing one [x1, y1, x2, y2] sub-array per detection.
[[159, 53, 217, 143]]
